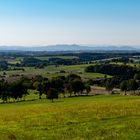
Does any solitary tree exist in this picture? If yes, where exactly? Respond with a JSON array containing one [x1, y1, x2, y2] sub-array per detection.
[[47, 88, 59, 102]]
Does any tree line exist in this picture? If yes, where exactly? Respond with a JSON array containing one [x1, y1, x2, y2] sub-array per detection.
[[85, 64, 140, 95], [85, 64, 140, 79], [104, 78, 139, 95], [0, 74, 91, 103]]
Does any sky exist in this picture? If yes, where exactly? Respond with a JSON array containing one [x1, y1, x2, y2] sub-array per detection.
[[0, 0, 140, 46]]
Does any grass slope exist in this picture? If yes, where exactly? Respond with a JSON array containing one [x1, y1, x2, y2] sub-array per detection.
[[0, 95, 139, 140]]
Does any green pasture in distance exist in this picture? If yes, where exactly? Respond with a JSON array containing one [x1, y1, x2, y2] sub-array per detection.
[[36, 56, 78, 61], [0, 64, 110, 79]]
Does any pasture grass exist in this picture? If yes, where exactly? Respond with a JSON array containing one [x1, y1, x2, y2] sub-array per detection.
[[0, 95, 139, 140], [0, 64, 110, 79], [36, 56, 78, 60]]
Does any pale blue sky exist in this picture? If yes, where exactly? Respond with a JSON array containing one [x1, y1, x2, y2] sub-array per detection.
[[0, 0, 140, 46]]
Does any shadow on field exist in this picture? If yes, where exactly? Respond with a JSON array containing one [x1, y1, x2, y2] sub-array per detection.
[[0, 95, 94, 104], [0, 98, 66, 104], [67, 95, 94, 98], [0, 99, 38, 104]]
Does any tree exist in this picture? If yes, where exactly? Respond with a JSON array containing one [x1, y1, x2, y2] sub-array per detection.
[[64, 83, 73, 97], [127, 80, 138, 94], [33, 81, 43, 99], [71, 80, 85, 96], [47, 88, 58, 102], [21, 78, 32, 100], [40, 79, 50, 99], [50, 77, 65, 93], [120, 80, 128, 95], [0, 81, 9, 103], [104, 74, 107, 79], [105, 80, 114, 94], [134, 73, 140, 80], [84, 84, 91, 95], [9, 80, 28, 101], [67, 74, 81, 82]]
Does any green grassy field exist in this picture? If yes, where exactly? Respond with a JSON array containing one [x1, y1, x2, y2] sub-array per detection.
[[2, 55, 77, 65], [0, 95, 139, 140], [1, 64, 111, 79], [110, 62, 140, 67], [36, 56, 78, 60]]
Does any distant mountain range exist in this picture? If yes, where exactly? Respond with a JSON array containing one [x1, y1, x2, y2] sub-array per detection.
[[0, 44, 139, 52]]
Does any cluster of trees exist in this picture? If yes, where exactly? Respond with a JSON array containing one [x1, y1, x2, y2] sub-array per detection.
[[85, 64, 140, 95], [103, 78, 139, 95], [78, 53, 113, 62], [21, 57, 80, 68], [120, 80, 138, 95], [0, 74, 91, 103], [85, 64, 140, 79], [21, 57, 48, 68], [33, 74, 91, 102], [111, 57, 130, 64], [48, 58, 79, 65], [0, 61, 8, 70], [0, 78, 31, 102]]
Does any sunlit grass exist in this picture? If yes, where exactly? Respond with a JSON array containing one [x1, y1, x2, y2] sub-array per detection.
[[0, 95, 139, 140], [0, 64, 110, 79]]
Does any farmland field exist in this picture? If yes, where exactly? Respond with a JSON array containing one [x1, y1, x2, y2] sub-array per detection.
[[36, 56, 78, 60], [0, 64, 111, 79], [0, 95, 139, 140]]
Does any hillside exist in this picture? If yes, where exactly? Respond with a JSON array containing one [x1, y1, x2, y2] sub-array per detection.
[[0, 95, 139, 140]]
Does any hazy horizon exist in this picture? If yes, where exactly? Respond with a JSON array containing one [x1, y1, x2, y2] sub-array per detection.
[[0, 0, 140, 46]]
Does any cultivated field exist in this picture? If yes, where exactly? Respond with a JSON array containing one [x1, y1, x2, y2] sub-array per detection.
[[0, 95, 139, 140]]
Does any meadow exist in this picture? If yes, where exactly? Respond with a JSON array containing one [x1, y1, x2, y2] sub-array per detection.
[[0, 64, 110, 79], [0, 54, 139, 140], [0, 95, 139, 140]]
